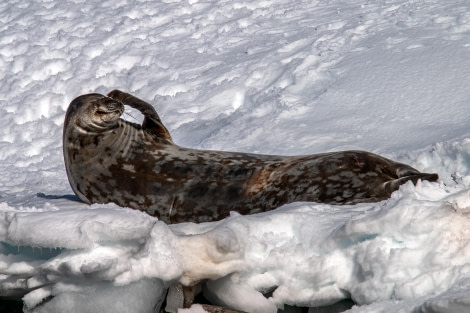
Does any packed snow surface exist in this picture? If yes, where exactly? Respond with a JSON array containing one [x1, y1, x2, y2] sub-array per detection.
[[1, 0, 470, 312]]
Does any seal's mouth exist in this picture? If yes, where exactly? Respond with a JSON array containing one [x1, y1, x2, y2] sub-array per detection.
[[95, 109, 109, 116], [95, 109, 119, 116], [93, 108, 124, 120]]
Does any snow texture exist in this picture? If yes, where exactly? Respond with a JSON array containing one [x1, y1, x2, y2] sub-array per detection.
[[1, 0, 470, 312]]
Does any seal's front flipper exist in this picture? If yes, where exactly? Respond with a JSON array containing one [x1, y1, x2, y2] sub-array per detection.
[[107, 90, 173, 143], [384, 173, 439, 194], [107, 89, 161, 120]]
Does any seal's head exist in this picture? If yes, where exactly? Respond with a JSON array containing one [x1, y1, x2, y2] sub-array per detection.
[[65, 93, 124, 133], [63, 93, 126, 205]]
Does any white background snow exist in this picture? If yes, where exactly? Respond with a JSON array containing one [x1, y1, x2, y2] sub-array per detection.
[[1, 0, 470, 312]]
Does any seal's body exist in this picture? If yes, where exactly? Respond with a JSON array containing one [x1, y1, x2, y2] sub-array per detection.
[[63, 90, 438, 223]]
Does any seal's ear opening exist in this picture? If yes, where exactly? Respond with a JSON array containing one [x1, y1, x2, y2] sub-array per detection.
[[107, 89, 173, 144]]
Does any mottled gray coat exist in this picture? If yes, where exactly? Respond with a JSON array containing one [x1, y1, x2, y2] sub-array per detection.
[[63, 90, 438, 223]]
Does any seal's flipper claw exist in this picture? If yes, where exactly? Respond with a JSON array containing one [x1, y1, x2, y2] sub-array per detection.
[[107, 90, 173, 143], [384, 173, 439, 193], [418, 173, 439, 182]]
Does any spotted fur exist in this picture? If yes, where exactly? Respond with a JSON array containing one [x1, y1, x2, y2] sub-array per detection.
[[63, 90, 438, 223]]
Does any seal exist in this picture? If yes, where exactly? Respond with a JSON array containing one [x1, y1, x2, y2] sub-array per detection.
[[63, 90, 439, 223]]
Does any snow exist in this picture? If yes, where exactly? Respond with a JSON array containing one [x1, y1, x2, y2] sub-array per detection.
[[1, 0, 470, 312]]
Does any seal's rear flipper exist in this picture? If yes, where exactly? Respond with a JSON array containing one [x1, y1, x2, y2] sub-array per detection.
[[384, 173, 439, 193], [107, 89, 173, 143]]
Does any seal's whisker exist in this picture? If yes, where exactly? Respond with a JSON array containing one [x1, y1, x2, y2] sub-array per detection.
[[124, 111, 140, 123], [122, 107, 145, 124]]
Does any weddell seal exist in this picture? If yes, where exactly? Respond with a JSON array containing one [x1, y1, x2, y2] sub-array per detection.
[[63, 90, 438, 223]]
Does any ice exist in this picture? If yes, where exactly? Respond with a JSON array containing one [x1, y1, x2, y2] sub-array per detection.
[[3, 206, 155, 248], [205, 276, 278, 313], [178, 304, 209, 313], [23, 279, 165, 313], [166, 284, 185, 313]]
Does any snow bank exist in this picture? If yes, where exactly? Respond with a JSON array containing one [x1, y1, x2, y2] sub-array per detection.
[[3, 179, 470, 312]]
